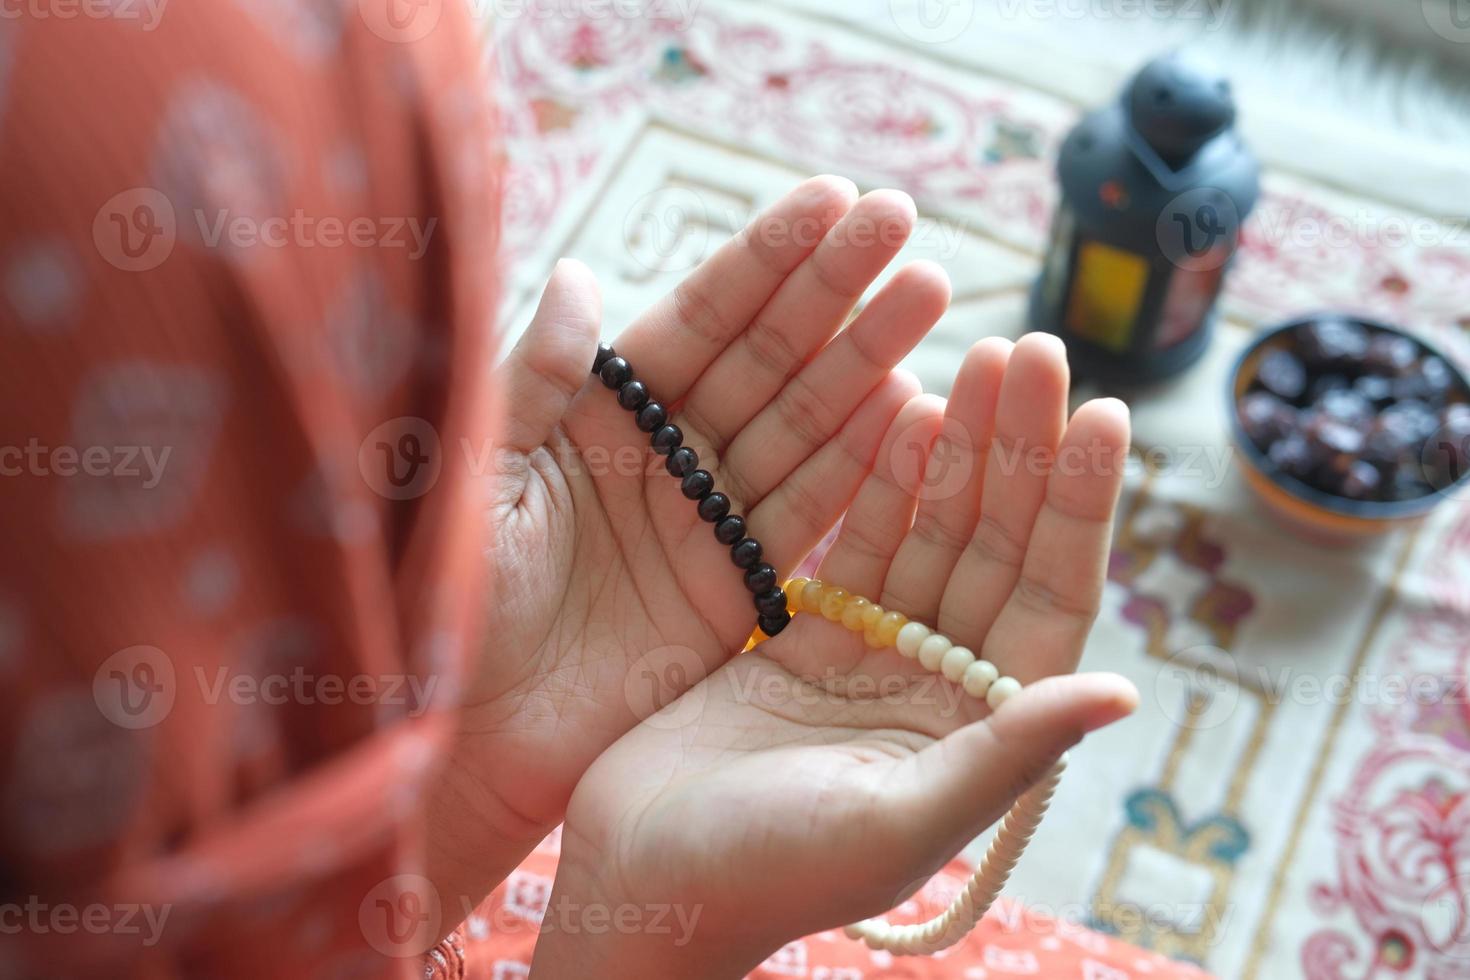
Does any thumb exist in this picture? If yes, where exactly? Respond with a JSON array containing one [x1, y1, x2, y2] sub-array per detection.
[[496, 258, 603, 456], [892, 673, 1138, 858]]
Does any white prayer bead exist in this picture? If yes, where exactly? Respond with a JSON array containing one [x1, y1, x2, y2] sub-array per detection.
[[961, 659, 999, 699], [917, 633, 952, 672], [895, 621, 930, 659], [986, 676, 1022, 710], [939, 645, 976, 683]]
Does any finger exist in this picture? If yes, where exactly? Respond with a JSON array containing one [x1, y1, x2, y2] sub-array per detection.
[[880, 337, 1011, 622], [747, 371, 922, 575], [891, 673, 1138, 860], [937, 333, 1070, 648], [679, 190, 918, 453], [496, 259, 602, 456], [721, 261, 949, 509], [980, 398, 1130, 683], [815, 394, 945, 601], [615, 175, 858, 403]]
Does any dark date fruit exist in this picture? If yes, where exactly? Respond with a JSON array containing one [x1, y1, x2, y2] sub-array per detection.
[[1337, 461, 1381, 500], [1309, 374, 1351, 401], [1362, 421, 1412, 471], [1239, 392, 1297, 449], [1245, 317, 1469, 505], [1380, 400, 1439, 445], [1420, 357, 1455, 403], [1257, 349, 1308, 401], [1316, 388, 1373, 425], [1267, 434, 1315, 482], [1391, 468, 1434, 502], [1353, 374, 1394, 406], [1305, 414, 1365, 459], [1363, 333, 1418, 376], [1395, 356, 1455, 405], [1298, 318, 1368, 368]]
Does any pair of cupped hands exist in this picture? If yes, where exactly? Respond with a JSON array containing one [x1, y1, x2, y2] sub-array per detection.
[[434, 177, 1137, 976]]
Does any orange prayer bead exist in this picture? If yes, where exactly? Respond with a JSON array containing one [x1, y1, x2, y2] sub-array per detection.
[[820, 586, 848, 622], [875, 610, 907, 647], [801, 579, 825, 614], [840, 596, 870, 631], [785, 578, 809, 614]]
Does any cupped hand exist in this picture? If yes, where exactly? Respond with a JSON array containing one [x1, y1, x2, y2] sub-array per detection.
[[432, 178, 952, 900], [536, 335, 1138, 977]]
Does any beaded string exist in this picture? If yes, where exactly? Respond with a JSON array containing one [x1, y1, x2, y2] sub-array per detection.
[[593, 341, 794, 638], [591, 342, 1063, 956], [775, 576, 1066, 955]]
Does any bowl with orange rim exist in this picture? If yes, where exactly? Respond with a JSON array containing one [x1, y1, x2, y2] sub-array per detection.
[[1228, 314, 1470, 542]]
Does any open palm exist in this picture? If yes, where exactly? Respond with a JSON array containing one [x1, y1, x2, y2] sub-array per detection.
[[443, 179, 953, 864], [538, 337, 1138, 976]]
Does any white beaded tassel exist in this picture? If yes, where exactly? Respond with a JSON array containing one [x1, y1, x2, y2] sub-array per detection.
[[776, 578, 1066, 958], [843, 753, 1068, 955]]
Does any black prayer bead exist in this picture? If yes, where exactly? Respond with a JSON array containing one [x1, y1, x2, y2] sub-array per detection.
[[744, 562, 777, 594], [599, 356, 632, 390], [730, 538, 763, 569], [714, 515, 746, 545], [636, 402, 668, 433], [697, 492, 730, 523], [758, 610, 791, 637], [681, 469, 714, 500], [651, 424, 683, 455], [665, 447, 698, 479], [618, 380, 649, 412], [754, 588, 787, 618], [592, 342, 615, 375]]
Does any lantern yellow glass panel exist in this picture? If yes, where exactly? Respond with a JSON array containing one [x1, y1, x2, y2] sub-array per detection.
[[1063, 240, 1150, 353]]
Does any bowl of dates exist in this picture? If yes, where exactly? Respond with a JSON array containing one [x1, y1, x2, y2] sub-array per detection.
[[1229, 314, 1470, 540]]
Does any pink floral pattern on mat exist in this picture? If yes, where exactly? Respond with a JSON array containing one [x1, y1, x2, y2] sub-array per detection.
[[1302, 504, 1470, 978]]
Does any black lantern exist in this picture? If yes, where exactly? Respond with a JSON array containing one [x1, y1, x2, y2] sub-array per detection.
[[1028, 51, 1260, 384]]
